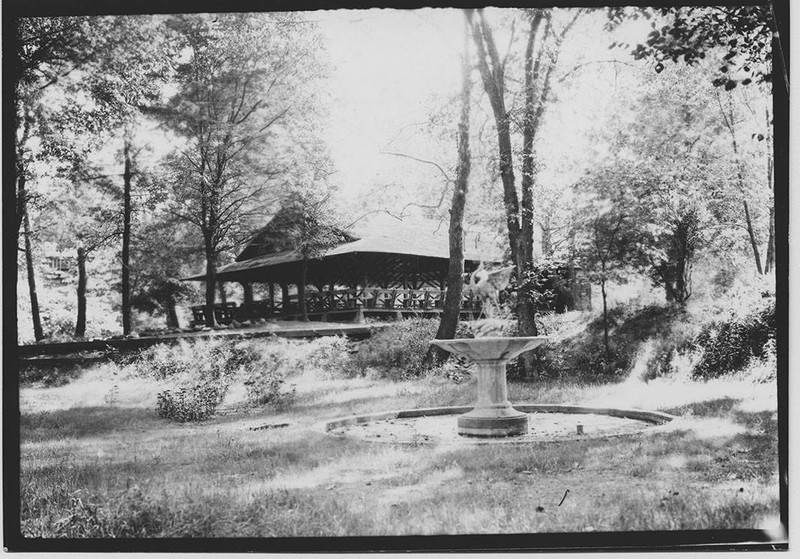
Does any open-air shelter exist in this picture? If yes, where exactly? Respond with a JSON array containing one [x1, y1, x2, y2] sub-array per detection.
[[183, 212, 504, 324]]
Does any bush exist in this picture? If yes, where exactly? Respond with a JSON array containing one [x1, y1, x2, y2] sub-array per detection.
[[352, 318, 439, 380], [156, 380, 224, 422], [241, 343, 296, 407], [528, 304, 691, 382], [691, 298, 775, 379], [429, 357, 473, 384], [127, 338, 300, 421], [132, 338, 259, 381], [304, 336, 354, 378]]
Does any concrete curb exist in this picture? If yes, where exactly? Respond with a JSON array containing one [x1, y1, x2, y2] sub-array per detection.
[[320, 404, 676, 445]]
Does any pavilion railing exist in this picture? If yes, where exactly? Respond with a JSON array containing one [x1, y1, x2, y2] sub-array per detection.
[[189, 288, 484, 325]]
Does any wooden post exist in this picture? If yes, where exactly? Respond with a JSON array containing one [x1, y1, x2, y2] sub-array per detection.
[[268, 282, 275, 315], [241, 282, 254, 320], [281, 282, 289, 314]]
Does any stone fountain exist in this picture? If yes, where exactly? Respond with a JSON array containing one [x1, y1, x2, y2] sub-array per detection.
[[432, 335, 547, 437], [321, 266, 675, 444]]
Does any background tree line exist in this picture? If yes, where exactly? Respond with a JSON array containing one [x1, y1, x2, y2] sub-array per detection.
[[11, 7, 777, 381], [12, 12, 331, 342]]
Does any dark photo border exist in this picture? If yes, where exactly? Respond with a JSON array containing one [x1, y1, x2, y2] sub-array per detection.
[[3, 0, 789, 552]]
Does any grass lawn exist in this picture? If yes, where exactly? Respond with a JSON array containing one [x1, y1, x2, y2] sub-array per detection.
[[19, 356, 780, 540]]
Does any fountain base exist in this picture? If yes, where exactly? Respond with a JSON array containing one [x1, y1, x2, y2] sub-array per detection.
[[457, 405, 529, 437]]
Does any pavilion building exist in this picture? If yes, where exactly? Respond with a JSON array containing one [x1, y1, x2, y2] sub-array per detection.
[[182, 211, 589, 325]]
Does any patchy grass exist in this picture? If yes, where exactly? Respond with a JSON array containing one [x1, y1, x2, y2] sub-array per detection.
[[18, 339, 780, 539]]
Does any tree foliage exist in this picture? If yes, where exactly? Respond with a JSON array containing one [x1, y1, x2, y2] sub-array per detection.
[[279, 189, 350, 321], [607, 5, 774, 90], [160, 12, 327, 325]]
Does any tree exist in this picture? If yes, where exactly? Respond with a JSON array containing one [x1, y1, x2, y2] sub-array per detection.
[[467, 7, 581, 376], [44, 173, 123, 337], [13, 16, 101, 341], [424, 14, 474, 367], [83, 16, 174, 335], [763, 105, 775, 274], [574, 181, 642, 358], [16, 111, 43, 341], [161, 13, 325, 327], [715, 88, 770, 275], [281, 189, 349, 322], [606, 5, 776, 90], [604, 6, 776, 284], [129, 217, 198, 330]]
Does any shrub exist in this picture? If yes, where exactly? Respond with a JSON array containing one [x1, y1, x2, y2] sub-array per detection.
[[132, 338, 261, 381], [429, 357, 473, 384], [241, 343, 296, 407], [19, 363, 86, 386], [156, 380, 224, 422], [528, 304, 691, 382], [128, 338, 299, 421], [352, 318, 439, 379], [304, 336, 354, 378], [691, 298, 775, 379]]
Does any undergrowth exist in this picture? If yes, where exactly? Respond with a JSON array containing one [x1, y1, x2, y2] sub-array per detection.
[[352, 318, 439, 379]]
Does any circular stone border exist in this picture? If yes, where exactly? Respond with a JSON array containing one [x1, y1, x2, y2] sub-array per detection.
[[320, 405, 676, 445]]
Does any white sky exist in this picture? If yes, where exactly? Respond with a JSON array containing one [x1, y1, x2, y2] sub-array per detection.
[[81, 8, 653, 209], [313, 8, 654, 203], [316, 8, 464, 200]]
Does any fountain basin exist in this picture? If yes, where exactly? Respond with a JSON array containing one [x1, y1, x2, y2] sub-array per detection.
[[431, 337, 548, 362], [321, 405, 676, 445], [432, 336, 549, 437]]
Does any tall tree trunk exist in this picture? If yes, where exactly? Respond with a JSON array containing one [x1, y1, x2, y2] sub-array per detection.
[[469, 10, 541, 375], [600, 271, 610, 360], [675, 258, 687, 306], [121, 138, 133, 335], [204, 244, 217, 327], [164, 298, 180, 329], [468, 10, 522, 259], [765, 207, 775, 274], [75, 246, 87, 338], [424, 15, 473, 368], [22, 201, 44, 341], [540, 219, 552, 257], [520, 12, 544, 269], [764, 106, 775, 274], [516, 13, 552, 375], [718, 94, 763, 274], [217, 281, 227, 304], [16, 111, 33, 344], [743, 200, 763, 275]]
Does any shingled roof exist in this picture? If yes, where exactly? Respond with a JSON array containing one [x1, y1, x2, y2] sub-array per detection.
[[183, 212, 504, 284]]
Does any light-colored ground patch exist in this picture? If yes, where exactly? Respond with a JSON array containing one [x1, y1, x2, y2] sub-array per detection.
[[658, 416, 748, 441], [20, 370, 161, 414], [328, 412, 657, 445], [580, 376, 776, 413]]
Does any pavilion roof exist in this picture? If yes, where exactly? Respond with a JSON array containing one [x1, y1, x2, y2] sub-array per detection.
[[182, 213, 505, 283]]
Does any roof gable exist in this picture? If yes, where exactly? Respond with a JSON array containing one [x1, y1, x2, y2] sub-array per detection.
[[235, 210, 504, 264]]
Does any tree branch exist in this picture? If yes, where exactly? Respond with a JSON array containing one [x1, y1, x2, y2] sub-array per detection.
[[379, 150, 452, 183]]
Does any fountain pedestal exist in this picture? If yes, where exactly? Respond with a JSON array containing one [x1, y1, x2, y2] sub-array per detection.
[[432, 337, 548, 437]]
